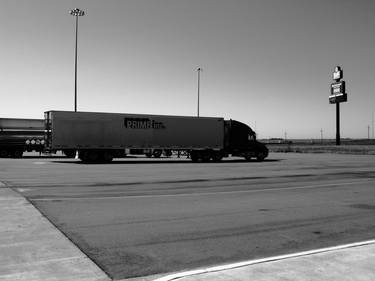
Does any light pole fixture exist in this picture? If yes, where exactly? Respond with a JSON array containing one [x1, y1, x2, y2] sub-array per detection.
[[69, 8, 85, 112], [197, 67, 202, 117]]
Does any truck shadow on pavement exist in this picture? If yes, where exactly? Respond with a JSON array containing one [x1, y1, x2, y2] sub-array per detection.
[[52, 158, 282, 165], [21, 156, 70, 159]]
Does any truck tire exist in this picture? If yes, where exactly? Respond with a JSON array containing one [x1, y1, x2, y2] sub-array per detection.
[[244, 151, 252, 161], [78, 151, 89, 163], [153, 149, 162, 158], [88, 151, 100, 163], [256, 152, 266, 162], [0, 149, 8, 158], [102, 151, 114, 163], [212, 151, 223, 162], [12, 149, 23, 158], [164, 150, 172, 157], [145, 152, 153, 158], [190, 151, 200, 162], [201, 151, 211, 162]]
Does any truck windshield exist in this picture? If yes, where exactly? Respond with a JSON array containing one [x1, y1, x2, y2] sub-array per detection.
[[248, 134, 256, 141]]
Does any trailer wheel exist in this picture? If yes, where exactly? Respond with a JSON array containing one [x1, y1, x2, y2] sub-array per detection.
[[201, 151, 211, 162], [0, 149, 8, 158], [102, 151, 113, 163], [88, 151, 100, 163], [190, 151, 200, 162], [12, 149, 23, 158], [79, 151, 90, 163], [164, 150, 172, 157], [153, 149, 162, 158], [212, 151, 223, 162]]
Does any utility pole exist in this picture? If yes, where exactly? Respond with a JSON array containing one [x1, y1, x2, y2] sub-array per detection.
[[320, 128, 323, 144], [197, 68, 202, 117], [69, 8, 85, 112], [368, 125, 370, 140]]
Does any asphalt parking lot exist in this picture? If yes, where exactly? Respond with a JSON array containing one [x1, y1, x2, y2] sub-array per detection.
[[1, 153, 375, 280]]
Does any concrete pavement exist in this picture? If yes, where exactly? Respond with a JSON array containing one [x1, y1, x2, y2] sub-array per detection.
[[1, 168, 375, 281], [155, 241, 375, 281], [0, 182, 110, 281]]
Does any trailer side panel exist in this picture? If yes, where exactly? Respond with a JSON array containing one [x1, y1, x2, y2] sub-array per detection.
[[48, 111, 224, 150]]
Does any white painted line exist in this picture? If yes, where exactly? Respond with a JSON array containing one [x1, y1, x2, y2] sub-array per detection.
[[33, 161, 47, 165], [30, 179, 375, 201], [155, 239, 375, 281], [16, 188, 32, 192]]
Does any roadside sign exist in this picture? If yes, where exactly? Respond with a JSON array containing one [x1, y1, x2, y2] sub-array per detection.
[[333, 66, 343, 81], [329, 93, 347, 104], [329, 66, 347, 104], [329, 66, 347, 146]]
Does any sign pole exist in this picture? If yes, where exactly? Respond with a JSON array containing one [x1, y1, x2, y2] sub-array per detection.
[[329, 66, 347, 146], [336, 102, 340, 145]]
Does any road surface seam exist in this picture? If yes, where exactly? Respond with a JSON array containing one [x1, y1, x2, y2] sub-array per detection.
[[154, 239, 375, 281], [29, 179, 375, 201]]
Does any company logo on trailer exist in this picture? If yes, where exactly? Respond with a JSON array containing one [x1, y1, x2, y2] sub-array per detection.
[[124, 118, 165, 129]]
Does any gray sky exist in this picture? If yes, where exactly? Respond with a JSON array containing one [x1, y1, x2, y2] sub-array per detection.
[[1, 0, 374, 138]]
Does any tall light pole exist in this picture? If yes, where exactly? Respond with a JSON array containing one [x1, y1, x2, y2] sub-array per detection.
[[372, 112, 374, 139], [197, 68, 202, 117], [69, 8, 85, 112]]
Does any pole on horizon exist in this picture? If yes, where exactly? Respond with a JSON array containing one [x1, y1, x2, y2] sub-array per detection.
[[372, 112, 374, 139], [197, 68, 202, 117], [69, 8, 85, 112], [320, 128, 323, 144], [368, 125, 370, 140]]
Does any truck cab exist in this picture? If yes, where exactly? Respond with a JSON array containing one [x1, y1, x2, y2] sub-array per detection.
[[225, 120, 268, 161]]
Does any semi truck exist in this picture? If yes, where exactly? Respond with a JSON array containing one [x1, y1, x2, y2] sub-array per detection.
[[0, 118, 45, 158], [44, 110, 268, 163]]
